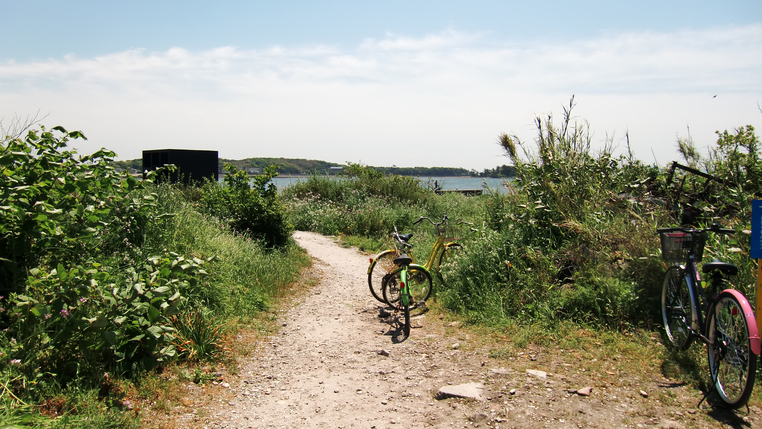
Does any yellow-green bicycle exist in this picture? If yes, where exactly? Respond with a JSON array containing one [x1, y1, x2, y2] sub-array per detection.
[[367, 215, 464, 307]]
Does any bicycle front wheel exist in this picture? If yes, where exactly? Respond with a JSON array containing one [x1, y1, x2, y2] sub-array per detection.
[[706, 292, 757, 409], [382, 265, 432, 310], [368, 250, 398, 303], [402, 294, 411, 337], [437, 243, 463, 284], [661, 265, 693, 350]]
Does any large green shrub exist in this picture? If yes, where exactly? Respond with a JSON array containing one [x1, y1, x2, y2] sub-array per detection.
[[0, 126, 213, 401], [0, 125, 310, 425], [0, 126, 154, 295], [200, 164, 292, 247]]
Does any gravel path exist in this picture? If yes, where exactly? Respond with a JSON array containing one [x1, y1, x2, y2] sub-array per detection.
[[199, 231, 761, 429], [218, 231, 473, 428]]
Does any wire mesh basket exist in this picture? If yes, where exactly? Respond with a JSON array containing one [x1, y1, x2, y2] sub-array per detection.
[[440, 222, 471, 241], [659, 231, 707, 263]]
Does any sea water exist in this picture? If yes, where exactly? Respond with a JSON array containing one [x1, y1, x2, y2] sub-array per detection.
[[270, 176, 511, 194]]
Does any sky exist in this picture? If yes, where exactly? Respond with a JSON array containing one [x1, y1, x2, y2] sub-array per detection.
[[1, 1, 761, 171]]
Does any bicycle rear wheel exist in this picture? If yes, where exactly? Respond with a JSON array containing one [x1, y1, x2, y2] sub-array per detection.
[[368, 250, 398, 303], [706, 292, 757, 409], [661, 265, 693, 350], [382, 265, 432, 310]]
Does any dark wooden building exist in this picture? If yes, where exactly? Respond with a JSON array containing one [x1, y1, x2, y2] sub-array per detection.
[[142, 149, 218, 185]]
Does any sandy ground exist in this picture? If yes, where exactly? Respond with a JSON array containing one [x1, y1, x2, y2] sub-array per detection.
[[178, 231, 760, 429]]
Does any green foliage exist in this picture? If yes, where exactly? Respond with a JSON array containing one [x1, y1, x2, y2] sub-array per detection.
[[371, 165, 473, 177], [0, 125, 309, 426], [0, 384, 140, 429], [0, 126, 157, 295], [200, 164, 292, 247], [219, 157, 342, 176], [2, 251, 211, 401], [711, 125, 761, 192]]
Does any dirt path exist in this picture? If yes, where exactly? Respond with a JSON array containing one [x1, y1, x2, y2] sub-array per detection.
[[201, 232, 760, 429]]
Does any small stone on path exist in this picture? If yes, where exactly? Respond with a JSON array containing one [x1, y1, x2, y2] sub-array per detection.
[[526, 369, 547, 379], [435, 382, 485, 401], [577, 387, 593, 396]]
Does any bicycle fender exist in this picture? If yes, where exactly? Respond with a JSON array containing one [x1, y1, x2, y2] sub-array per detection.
[[407, 264, 430, 274], [719, 289, 761, 356]]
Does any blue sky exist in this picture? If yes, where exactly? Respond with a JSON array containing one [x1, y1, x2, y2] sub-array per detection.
[[1, 1, 761, 170]]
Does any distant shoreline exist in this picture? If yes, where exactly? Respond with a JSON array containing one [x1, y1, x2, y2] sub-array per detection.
[[218, 174, 490, 178]]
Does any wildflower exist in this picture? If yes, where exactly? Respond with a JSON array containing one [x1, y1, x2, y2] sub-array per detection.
[[60, 309, 70, 317], [44, 313, 51, 319], [79, 297, 88, 303], [10, 359, 21, 364]]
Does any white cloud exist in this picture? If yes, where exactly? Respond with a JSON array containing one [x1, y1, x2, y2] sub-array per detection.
[[1, 25, 761, 169], [359, 29, 481, 51]]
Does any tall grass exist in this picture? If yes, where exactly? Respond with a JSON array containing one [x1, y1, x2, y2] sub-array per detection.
[[283, 164, 479, 240], [145, 183, 310, 318]]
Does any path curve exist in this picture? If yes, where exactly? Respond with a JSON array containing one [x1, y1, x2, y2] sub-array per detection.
[[218, 231, 472, 428]]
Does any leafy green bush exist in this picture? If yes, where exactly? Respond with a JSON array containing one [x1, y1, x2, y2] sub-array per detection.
[[200, 164, 292, 247], [0, 126, 155, 295], [2, 250, 212, 401]]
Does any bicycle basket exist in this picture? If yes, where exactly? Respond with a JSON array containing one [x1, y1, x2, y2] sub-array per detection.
[[441, 222, 469, 242], [659, 231, 707, 263]]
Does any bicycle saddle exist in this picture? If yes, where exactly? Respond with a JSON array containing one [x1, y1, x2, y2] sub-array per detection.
[[702, 259, 738, 276], [398, 233, 413, 242], [394, 253, 413, 265]]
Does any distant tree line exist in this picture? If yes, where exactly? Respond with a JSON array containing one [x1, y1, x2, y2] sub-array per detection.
[[478, 164, 516, 178], [114, 156, 515, 178]]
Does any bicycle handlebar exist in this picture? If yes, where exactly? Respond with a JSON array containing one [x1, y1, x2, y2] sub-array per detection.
[[657, 223, 735, 235], [413, 215, 448, 226]]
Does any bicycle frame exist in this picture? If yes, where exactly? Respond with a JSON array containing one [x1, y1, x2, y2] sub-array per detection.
[[681, 257, 706, 335], [420, 234, 449, 272], [664, 227, 761, 353], [398, 264, 409, 306], [372, 220, 456, 275]]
